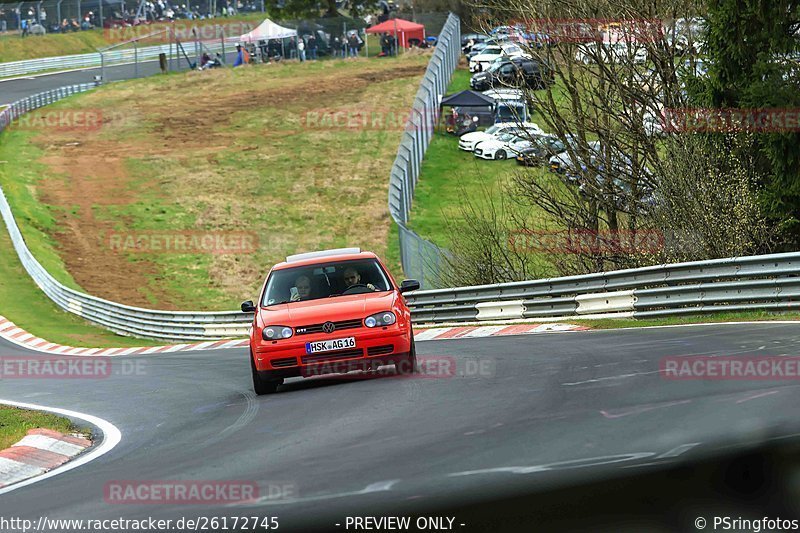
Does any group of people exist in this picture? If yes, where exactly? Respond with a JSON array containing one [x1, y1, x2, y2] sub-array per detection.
[[378, 32, 398, 56], [229, 31, 367, 68], [0, 0, 263, 35]]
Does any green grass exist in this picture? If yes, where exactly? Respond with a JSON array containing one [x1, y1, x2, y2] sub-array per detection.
[[0, 125, 84, 291], [409, 67, 572, 249], [1, 55, 426, 312], [0, 406, 89, 451], [0, 206, 165, 347], [575, 310, 800, 330]]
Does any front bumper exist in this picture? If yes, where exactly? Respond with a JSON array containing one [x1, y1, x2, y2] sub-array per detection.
[[458, 139, 477, 151], [253, 326, 412, 375], [474, 147, 496, 159]]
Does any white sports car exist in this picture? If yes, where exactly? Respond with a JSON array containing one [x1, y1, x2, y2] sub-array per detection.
[[473, 133, 533, 160], [458, 122, 543, 152], [469, 43, 526, 73]]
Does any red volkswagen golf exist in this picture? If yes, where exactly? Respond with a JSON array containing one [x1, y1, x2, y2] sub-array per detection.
[[241, 248, 421, 394]]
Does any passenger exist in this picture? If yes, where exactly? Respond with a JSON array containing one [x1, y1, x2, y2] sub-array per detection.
[[290, 275, 313, 301], [342, 267, 376, 291]]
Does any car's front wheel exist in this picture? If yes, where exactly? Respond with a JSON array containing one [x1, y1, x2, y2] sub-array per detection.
[[395, 333, 418, 375], [495, 150, 507, 160], [251, 353, 282, 395]]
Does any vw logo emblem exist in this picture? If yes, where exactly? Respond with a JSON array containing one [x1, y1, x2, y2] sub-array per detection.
[[322, 321, 336, 334]]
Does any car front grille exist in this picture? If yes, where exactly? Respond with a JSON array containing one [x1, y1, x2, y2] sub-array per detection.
[[302, 348, 364, 365], [367, 345, 394, 356], [295, 318, 363, 336], [271, 357, 298, 368]]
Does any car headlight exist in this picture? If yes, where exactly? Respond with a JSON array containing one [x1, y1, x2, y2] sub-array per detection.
[[364, 312, 396, 328], [262, 326, 293, 340]]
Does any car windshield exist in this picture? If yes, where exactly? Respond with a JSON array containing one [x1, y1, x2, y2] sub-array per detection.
[[486, 59, 507, 72], [484, 124, 503, 135], [495, 132, 515, 141], [497, 103, 526, 121], [483, 47, 502, 55], [261, 258, 392, 306]]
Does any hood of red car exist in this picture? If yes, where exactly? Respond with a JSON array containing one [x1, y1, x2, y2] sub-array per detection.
[[259, 291, 396, 325]]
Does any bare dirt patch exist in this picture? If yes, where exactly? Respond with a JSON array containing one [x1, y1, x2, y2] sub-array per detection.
[[25, 57, 426, 310]]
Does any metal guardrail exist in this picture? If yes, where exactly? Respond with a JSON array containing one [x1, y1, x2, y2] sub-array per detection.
[[387, 12, 460, 289], [405, 252, 800, 323], [1, 35, 798, 342], [0, 40, 226, 79]]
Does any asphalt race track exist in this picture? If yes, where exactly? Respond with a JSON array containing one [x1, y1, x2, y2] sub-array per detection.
[[2, 323, 800, 531], [0, 52, 239, 105]]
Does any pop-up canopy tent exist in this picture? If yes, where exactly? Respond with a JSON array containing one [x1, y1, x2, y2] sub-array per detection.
[[440, 90, 496, 108], [231, 18, 297, 42], [439, 90, 497, 130], [365, 18, 425, 48]]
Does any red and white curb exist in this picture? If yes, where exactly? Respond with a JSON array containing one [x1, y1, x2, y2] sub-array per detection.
[[413, 323, 589, 341], [0, 400, 121, 496], [0, 315, 590, 357], [0, 428, 91, 488], [0, 315, 247, 356]]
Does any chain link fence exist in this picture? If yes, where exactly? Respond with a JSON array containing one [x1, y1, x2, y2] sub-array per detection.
[[388, 12, 460, 289]]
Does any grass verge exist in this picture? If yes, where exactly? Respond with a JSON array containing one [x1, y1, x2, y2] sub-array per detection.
[[0, 54, 425, 311], [0, 213, 164, 347], [0, 405, 89, 451], [574, 310, 800, 330]]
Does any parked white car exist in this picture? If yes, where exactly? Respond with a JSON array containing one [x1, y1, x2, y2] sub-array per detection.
[[575, 42, 648, 65], [459, 122, 544, 152], [473, 132, 533, 160], [469, 43, 526, 73]]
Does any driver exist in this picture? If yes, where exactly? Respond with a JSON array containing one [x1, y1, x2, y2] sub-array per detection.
[[342, 267, 376, 291], [290, 275, 313, 301]]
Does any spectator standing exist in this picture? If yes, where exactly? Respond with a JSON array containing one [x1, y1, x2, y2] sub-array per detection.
[[0, 9, 7, 33], [348, 33, 359, 57], [233, 44, 245, 68], [39, 7, 46, 25], [297, 36, 306, 61], [308, 34, 317, 60]]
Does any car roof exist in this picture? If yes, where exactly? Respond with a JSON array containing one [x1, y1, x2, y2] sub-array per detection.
[[272, 250, 379, 271]]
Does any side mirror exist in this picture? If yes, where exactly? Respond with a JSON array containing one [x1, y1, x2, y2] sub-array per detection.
[[241, 300, 256, 313], [399, 279, 421, 293]]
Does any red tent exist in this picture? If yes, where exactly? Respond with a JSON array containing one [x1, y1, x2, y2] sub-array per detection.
[[366, 18, 426, 48]]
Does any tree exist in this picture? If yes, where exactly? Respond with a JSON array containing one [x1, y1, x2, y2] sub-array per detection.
[[440, 0, 783, 282], [693, 0, 800, 244]]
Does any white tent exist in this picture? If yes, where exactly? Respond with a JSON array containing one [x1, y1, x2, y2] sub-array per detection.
[[231, 18, 297, 42]]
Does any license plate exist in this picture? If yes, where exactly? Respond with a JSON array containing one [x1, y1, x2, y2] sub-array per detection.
[[306, 337, 356, 354]]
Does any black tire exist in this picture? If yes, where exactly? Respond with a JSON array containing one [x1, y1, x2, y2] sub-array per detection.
[[495, 150, 507, 160], [395, 332, 418, 375], [251, 353, 282, 395]]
